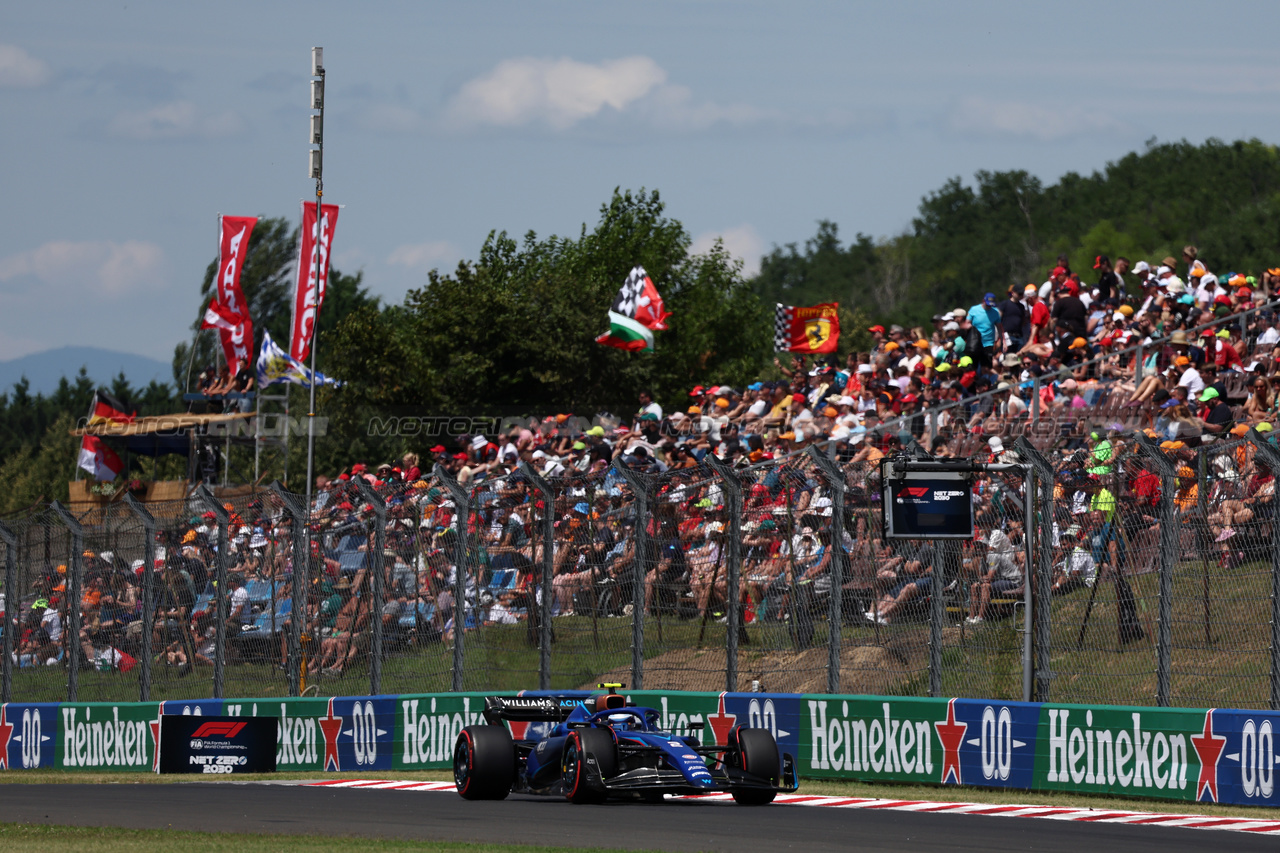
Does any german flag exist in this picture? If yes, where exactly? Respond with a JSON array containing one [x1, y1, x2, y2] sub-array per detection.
[[87, 390, 135, 426]]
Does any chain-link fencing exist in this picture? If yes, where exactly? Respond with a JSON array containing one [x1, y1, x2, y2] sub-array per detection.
[[5, 430, 1280, 712]]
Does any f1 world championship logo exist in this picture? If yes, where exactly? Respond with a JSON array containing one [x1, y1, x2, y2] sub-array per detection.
[[190, 722, 247, 739]]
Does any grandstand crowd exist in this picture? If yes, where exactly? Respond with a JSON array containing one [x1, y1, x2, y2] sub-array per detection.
[[9, 247, 1280, 682]]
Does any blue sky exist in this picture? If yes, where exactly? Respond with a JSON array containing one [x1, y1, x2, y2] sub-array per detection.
[[3, 1, 1280, 364]]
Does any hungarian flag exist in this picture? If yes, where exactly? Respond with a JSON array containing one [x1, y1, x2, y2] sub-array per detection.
[[87, 390, 135, 426], [78, 435, 124, 481], [774, 303, 840, 353], [596, 266, 671, 352]]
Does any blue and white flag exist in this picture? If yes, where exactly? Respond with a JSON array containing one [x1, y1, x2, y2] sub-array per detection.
[[256, 330, 341, 389]]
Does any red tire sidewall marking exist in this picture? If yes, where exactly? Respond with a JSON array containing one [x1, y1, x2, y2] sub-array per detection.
[[458, 730, 473, 796], [566, 732, 582, 800]]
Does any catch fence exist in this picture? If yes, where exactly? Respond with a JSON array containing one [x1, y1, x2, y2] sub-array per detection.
[[4, 429, 1280, 711]]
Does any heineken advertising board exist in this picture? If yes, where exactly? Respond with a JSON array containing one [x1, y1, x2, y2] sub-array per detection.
[[2, 691, 1276, 809]]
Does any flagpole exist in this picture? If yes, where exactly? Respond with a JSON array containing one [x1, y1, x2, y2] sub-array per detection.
[[305, 47, 324, 528]]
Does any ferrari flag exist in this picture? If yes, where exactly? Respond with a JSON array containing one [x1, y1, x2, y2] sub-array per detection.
[[78, 434, 123, 481], [774, 302, 840, 353], [215, 215, 257, 374], [289, 201, 340, 362], [596, 265, 671, 352]]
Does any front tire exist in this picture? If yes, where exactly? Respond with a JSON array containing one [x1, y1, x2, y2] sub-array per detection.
[[727, 726, 779, 805], [454, 725, 515, 800], [563, 728, 618, 804]]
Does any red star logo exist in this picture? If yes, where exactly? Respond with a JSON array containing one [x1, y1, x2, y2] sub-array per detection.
[[0, 705, 14, 770], [149, 712, 163, 772], [1190, 709, 1226, 803], [705, 693, 737, 746], [318, 698, 343, 771], [933, 698, 967, 785]]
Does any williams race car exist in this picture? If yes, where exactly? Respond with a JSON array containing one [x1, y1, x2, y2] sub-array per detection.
[[453, 684, 798, 804]]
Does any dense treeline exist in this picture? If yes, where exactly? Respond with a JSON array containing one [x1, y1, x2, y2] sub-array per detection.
[[4, 137, 1280, 501], [0, 370, 179, 512], [754, 137, 1280, 325]]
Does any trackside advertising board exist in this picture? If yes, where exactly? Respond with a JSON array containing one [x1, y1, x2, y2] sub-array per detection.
[[2, 693, 1276, 808]]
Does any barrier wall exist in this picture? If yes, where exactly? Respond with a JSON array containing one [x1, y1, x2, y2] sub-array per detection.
[[2, 691, 1276, 808]]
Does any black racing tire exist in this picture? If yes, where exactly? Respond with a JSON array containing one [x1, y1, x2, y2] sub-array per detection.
[[563, 727, 618, 804], [727, 726, 779, 805], [454, 725, 515, 800]]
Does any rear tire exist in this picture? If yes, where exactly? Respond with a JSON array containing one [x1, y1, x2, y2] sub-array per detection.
[[727, 726, 779, 805], [563, 728, 618, 804], [454, 725, 515, 800]]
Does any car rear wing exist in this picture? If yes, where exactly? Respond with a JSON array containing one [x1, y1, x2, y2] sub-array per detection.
[[481, 695, 587, 725]]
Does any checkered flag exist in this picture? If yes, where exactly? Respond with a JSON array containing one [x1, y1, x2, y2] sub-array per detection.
[[611, 266, 647, 318], [774, 303, 792, 351]]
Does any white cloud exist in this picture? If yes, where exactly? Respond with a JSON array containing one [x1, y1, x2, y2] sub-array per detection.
[[106, 100, 245, 140], [387, 241, 461, 272], [0, 240, 166, 297], [949, 96, 1125, 141], [691, 225, 764, 278], [448, 56, 668, 129], [0, 44, 50, 88]]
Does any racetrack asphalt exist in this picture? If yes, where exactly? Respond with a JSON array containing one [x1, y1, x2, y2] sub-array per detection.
[[4, 784, 1277, 853]]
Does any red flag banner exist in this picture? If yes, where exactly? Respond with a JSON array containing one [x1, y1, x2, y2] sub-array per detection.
[[289, 201, 340, 362], [201, 296, 243, 334], [78, 434, 123, 481], [216, 215, 258, 374], [774, 302, 840, 353]]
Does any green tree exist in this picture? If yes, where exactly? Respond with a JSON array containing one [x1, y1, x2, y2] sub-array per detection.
[[323, 188, 770, 466]]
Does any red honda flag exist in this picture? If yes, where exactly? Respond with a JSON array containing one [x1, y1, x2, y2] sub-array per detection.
[[215, 215, 258, 374], [289, 201, 340, 361], [201, 296, 242, 334]]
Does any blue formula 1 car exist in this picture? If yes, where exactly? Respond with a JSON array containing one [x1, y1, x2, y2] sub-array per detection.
[[453, 684, 798, 805]]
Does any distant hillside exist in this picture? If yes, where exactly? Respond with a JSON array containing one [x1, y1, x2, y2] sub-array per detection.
[[0, 347, 172, 396]]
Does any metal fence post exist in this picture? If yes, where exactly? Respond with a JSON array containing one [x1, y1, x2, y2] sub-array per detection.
[[520, 461, 556, 691], [434, 464, 470, 692], [1136, 434, 1177, 707], [706, 454, 743, 693], [50, 502, 84, 702], [613, 460, 651, 691], [1031, 375, 1041, 431], [0, 520, 15, 705], [122, 494, 157, 702], [270, 482, 307, 696], [808, 445, 848, 695], [356, 478, 387, 696], [1015, 437, 1055, 702], [197, 485, 229, 700], [1247, 429, 1280, 710], [1021, 465, 1034, 703], [929, 541, 947, 698]]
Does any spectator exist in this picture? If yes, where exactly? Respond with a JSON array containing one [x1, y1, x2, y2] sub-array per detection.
[[965, 529, 1022, 625], [997, 286, 1028, 351]]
